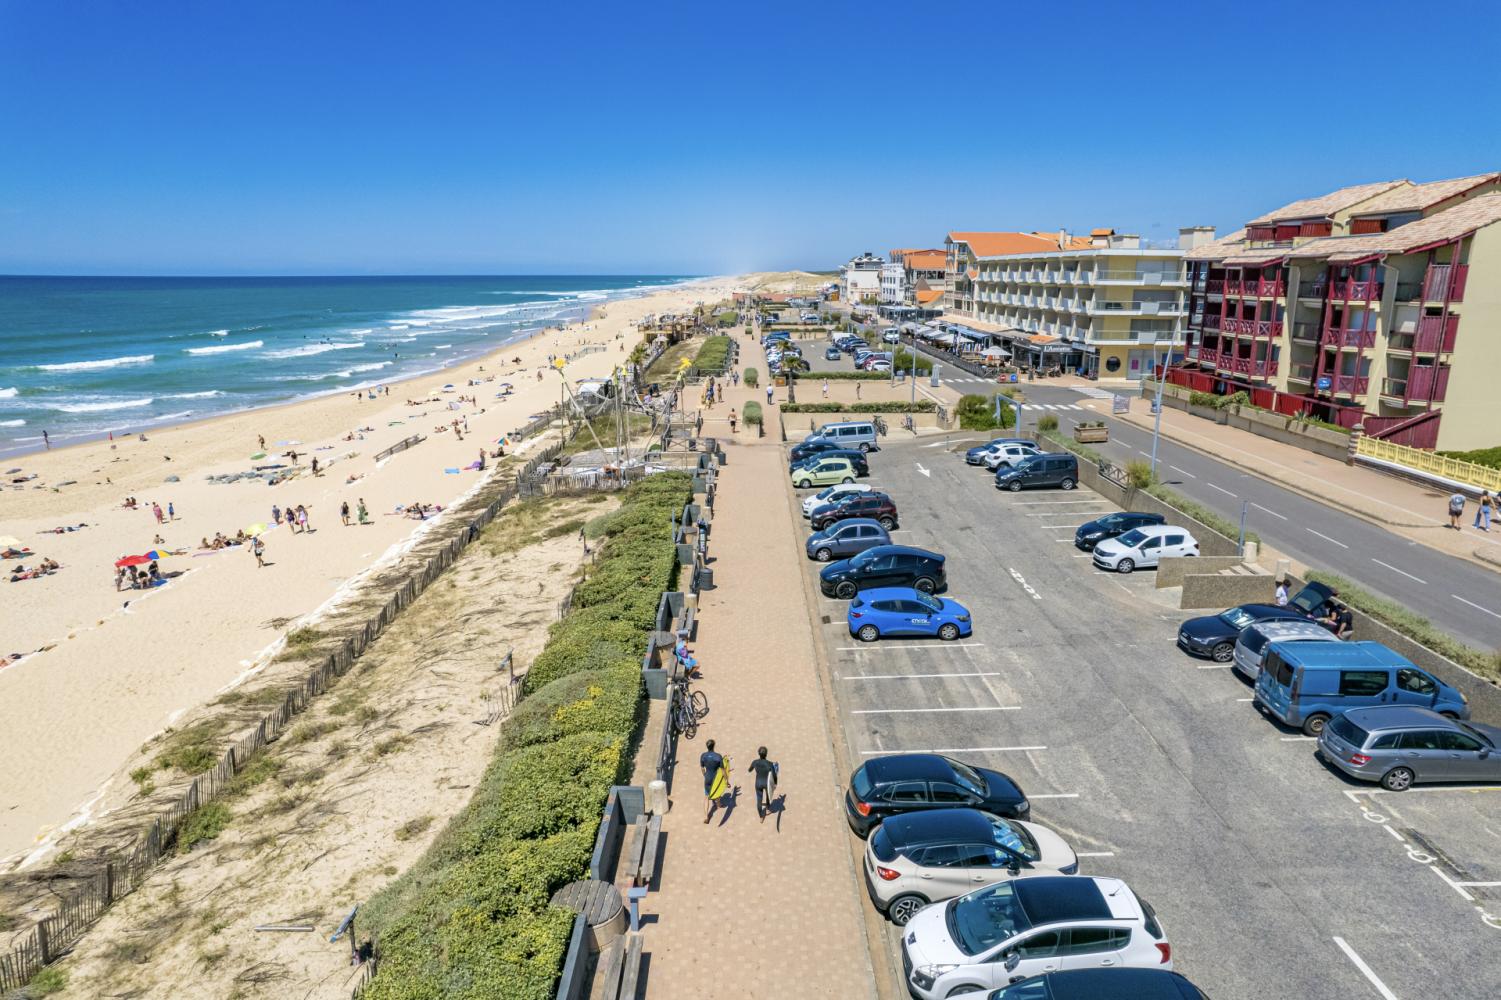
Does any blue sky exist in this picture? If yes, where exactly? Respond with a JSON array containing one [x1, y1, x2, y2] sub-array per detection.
[[3, 0, 1500, 275]]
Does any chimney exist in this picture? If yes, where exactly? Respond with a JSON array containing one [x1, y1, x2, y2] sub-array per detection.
[[1057, 228, 1068, 249], [1178, 226, 1217, 251]]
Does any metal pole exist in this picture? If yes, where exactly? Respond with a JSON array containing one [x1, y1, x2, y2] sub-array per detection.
[[1238, 500, 1249, 555], [1150, 345, 1166, 476]]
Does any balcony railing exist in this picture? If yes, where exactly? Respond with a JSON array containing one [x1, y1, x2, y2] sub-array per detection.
[[1253, 320, 1283, 337], [1406, 366, 1450, 401], [1404, 314, 1459, 353], [1199, 348, 1223, 367], [1228, 356, 1273, 377], [1201, 314, 1222, 330], [1289, 363, 1315, 383], [1328, 278, 1383, 301], [1205, 279, 1224, 294], [1321, 326, 1376, 350], [1330, 374, 1369, 395], [1299, 281, 1327, 300], [1229, 279, 1285, 297], [1422, 263, 1468, 302]]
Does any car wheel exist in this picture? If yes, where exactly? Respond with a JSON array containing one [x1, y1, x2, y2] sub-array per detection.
[[814, 548, 833, 562], [938, 623, 961, 641], [857, 624, 880, 642], [795, 479, 808, 488], [913, 577, 936, 594], [1007, 480, 1022, 492], [878, 516, 895, 530], [887, 894, 927, 927], [834, 581, 858, 600], [1060, 477, 1076, 490], [1211, 642, 1234, 662], [1116, 558, 1135, 574], [842, 477, 855, 484], [1381, 766, 1415, 792], [1301, 713, 1330, 737]]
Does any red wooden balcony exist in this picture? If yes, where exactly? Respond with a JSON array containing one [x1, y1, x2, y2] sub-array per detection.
[[1198, 348, 1222, 367], [1221, 316, 1247, 334], [1238, 278, 1284, 297], [1321, 326, 1376, 349], [1406, 366, 1450, 400], [1328, 278, 1383, 300], [1422, 263, 1468, 302], [1206, 279, 1224, 294], [1414, 314, 1459, 353], [1253, 320, 1284, 337], [1330, 374, 1369, 395], [1228, 355, 1273, 378]]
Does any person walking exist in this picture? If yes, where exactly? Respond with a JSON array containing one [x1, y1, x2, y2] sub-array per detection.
[[1448, 491, 1466, 529], [700, 739, 726, 823], [1475, 490, 1494, 532], [747, 746, 779, 822], [821, 379, 829, 399], [729, 408, 737, 434], [357, 498, 369, 524], [855, 382, 862, 401], [251, 535, 265, 568], [765, 385, 773, 406], [340, 500, 351, 526], [152, 502, 164, 525], [272, 504, 282, 526]]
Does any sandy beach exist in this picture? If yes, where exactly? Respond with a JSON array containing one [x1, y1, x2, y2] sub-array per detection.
[[0, 275, 743, 867]]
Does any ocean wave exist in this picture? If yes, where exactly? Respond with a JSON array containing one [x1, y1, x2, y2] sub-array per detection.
[[208, 329, 230, 337], [267, 373, 338, 382], [0, 418, 24, 427], [352, 361, 391, 373], [260, 341, 364, 359], [165, 390, 224, 399], [54, 397, 154, 413], [34, 353, 155, 372], [434, 344, 453, 349], [150, 410, 194, 422], [185, 339, 264, 355], [0, 387, 16, 398]]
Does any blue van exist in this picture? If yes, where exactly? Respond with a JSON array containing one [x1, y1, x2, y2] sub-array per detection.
[[1253, 640, 1468, 736]]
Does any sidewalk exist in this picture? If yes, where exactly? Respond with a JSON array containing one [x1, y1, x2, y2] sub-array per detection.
[[632, 376, 879, 999]]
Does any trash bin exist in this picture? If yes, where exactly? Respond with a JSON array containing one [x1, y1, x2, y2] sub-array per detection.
[[696, 566, 714, 590]]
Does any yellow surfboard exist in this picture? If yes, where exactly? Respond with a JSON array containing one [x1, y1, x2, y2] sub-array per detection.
[[709, 758, 730, 799]]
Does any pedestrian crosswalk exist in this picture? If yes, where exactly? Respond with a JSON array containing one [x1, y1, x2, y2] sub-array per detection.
[[1071, 386, 1117, 400], [1022, 403, 1084, 411]]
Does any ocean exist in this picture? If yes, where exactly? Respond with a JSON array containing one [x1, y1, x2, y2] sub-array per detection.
[[0, 275, 693, 457]]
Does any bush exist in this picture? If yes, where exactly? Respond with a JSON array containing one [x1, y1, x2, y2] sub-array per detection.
[[891, 349, 932, 375], [1036, 414, 1059, 432], [472, 732, 628, 843], [1189, 389, 1249, 411], [743, 401, 763, 426], [1438, 445, 1501, 470], [505, 668, 642, 753], [817, 370, 895, 380], [1126, 459, 1155, 490], [955, 393, 1013, 431], [1037, 427, 1101, 465], [691, 335, 732, 373], [742, 367, 759, 388]]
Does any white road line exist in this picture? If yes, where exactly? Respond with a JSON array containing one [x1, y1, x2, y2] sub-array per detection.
[[1280, 736, 1318, 742], [1453, 594, 1501, 620], [1249, 502, 1287, 520], [852, 706, 1021, 715], [835, 642, 987, 651], [843, 671, 1002, 681], [1027, 793, 1079, 800], [1197, 664, 1234, 670], [1371, 559, 1427, 585], [860, 746, 1046, 755], [1206, 482, 1236, 497], [1137, 450, 1152, 458], [1431, 865, 1476, 902], [1333, 937, 1398, 1000], [1306, 527, 1350, 548], [1075, 851, 1115, 858], [1169, 465, 1197, 479], [1383, 825, 1406, 843]]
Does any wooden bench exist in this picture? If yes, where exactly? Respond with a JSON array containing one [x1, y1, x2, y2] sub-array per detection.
[[594, 931, 644, 1000], [623, 814, 662, 887]]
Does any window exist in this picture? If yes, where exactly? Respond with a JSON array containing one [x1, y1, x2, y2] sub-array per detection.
[[1105, 356, 1122, 372], [1338, 670, 1389, 696], [1327, 715, 1370, 748], [1397, 668, 1437, 695], [1164, 534, 1185, 546], [1064, 927, 1130, 955], [914, 845, 960, 868], [1369, 732, 1400, 750], [1015, 930, 1061, 959], [1140, 537, 1160, 550], [1441, 731, 1485, 753], [884, 781, 928, 803], [1397, 731, 1444, 751], [930, 782, 971, 803]]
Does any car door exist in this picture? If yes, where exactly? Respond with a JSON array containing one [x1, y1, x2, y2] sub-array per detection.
[[990, 929, 1064, 987], [1161, 533, 1187, 558], [1058, 927, 1131, 971], [1337, 669, 1391, 711], [1136, 535, 1162, 567], [1396, 729, 1446, 778], [881, 780, 930, 817], [900, 599, 934, 635], [1392, 667, 1440, 709], [908, 844, 974, 899], [1437, 730, 1493, 781], [830, 524, 858, 556], [952, 842, 1023, 890], [859, 553, 899, 588]]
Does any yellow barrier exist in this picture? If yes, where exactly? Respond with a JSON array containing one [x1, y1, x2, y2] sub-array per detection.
[[1356, 436, 1501, 492]]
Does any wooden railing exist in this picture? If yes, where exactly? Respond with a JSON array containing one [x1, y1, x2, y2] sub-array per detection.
[[1357, 436, 1501, 491]]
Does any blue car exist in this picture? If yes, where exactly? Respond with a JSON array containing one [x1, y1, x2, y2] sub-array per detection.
[[824, 346, 842, 361], [805, 518, 890, 562], [964, 437, 1033, 465], [847, 587, 972, 642]]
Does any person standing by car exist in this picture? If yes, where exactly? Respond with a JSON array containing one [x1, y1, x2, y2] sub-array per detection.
[[747, 746, 778, 822], [701, 740, 725, 823], [1275, 578, 1289, 606]]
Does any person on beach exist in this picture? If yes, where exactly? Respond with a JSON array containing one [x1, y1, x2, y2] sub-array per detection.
[[152, 503, 164, 525], [748, 747, 778, 822], [252, 535, 265, 568], [297, 505, 310, 532], [272, 504, 282, 526], [729, 409, 737, 434], [341, 501, 351, 526], [167, 501, 175, 521], [311, 456, 320, 476], [357, 498, 369, 524], [700, 739, 726, 823], [42, 430, 50, 450], [258, 435, 266, 451]]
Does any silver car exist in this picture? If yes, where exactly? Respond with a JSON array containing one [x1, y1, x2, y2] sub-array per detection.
[[1232, 619, 1340, 680], [1317, 706, 1501, 791]]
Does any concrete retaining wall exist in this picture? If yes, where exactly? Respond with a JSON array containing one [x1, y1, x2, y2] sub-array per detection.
[[1146, 381, 1351, 462], [1181, 572, 1275, 609], [1122, 491, 1244, 557], [1156, 555, 1244, 589]]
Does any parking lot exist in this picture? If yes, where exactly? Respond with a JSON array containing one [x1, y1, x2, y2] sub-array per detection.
[[788, 434, 1501, 999]]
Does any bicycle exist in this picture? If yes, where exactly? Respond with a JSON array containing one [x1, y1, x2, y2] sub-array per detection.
[[670, 681, 709, 739]]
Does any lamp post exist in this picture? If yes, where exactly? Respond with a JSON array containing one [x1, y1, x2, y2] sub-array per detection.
[[1149, 344, 1167, 477]]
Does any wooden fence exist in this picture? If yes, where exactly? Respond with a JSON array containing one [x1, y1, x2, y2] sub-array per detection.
[[0, 471, 528, 994], [1356, 435, 1501, 492], [372, 433, 426, 462]]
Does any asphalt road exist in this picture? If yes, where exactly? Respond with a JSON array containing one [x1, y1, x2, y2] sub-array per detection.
[[793, 438, 1501, 999]]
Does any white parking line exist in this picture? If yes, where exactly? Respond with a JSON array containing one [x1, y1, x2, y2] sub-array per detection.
[[1431, 866, 1476, 901], [835, 643, 987, 651], [853, 706, 1019, 715], [1371, 559, 1427, 585], [1206, 482, 1236, 497], [1306, 527, 1350, 548], [1011, 500, 1107, 505], [1280, 736, 1318, 742], [1169, 465, 1197, 479], [860, 746, 1046, 755], [1454, 880, 1501, 888], [1251, 502, 1287, 521], [1197, 664, 1234, 670], [1236, 697, 1254, 702], [1332, 937, 1398, 1000], [1075, 851, 1116, 858], [1453, 594, 1501, 620], [1027, 793, 1078, 800], [843, 671, 1002, 681], [1039, 524, 1083, 529]]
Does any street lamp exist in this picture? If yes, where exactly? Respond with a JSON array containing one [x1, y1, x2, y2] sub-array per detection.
[[1149, 343, 1167, 476]]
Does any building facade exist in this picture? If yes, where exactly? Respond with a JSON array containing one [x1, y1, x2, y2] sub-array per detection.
[[880, 261, 905, 304], [1182, 173, 1501, 449], [840, 251, 884, 304]]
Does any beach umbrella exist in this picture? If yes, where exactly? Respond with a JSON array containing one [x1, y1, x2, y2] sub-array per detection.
[[114, 554, 151, 568], [250, 451, 267, 460], [0, 535, 21, 547], [244, 523, 269, 537], [140, 549, 169, 561]]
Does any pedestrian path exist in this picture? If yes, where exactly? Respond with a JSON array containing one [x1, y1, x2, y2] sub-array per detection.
[[631, 378, 878, 999], [1070, 385, 1118, 400]]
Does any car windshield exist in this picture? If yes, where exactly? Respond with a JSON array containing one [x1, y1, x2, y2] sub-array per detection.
[[914, 591, 942, 613], [946, 760, 986, 796], [1458, 722, 1495, 748], [989, 818, 1039, 861], [946, 881, 1032, 956], [1117, 529, 1148, 547], [1327, 714, 1370, 747], [1219, 608, 1256, 629], [848, 549, 876, 568], [815, 486, 835, 499]]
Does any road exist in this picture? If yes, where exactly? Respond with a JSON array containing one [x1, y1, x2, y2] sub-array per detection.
[[794, 438, 1501, 999]]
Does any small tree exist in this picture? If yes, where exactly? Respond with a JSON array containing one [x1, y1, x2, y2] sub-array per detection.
[[955, 393, 999, 431], [1036, 413, 1058, 432], [1126, 459, 1156, 490], [743, 367, 759, 388]]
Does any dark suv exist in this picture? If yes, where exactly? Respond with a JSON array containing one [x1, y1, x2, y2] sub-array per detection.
[[791, 447, 869, 477], [810, 492, 898, 531], [789, 438, 843, 463], [845, 753, 1028, 837], [820, 545, 945, 598], [994, 453, 1078, 491], [1073, 511, 1165, 550]]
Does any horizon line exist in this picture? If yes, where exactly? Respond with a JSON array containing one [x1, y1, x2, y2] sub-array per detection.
[[0, 271, 714, 280]]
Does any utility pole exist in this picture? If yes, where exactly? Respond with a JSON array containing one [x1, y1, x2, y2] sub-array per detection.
[[1149, 344, 1167, 477]]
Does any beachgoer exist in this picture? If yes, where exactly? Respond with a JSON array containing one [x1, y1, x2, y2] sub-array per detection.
[[272, 504, 282, 526], [357, 499, 369, 524], [700, 739, 725, 824], [1476, 490, 1494, 532], [341, 501, 351, 526], [747, 747, 778, 822], [152, 503, 164, 525], [311, 456, 320, 476], [1448, 492, 1466, 529], [258, 435, 266, 450], [297, 505, 310, 532], [167, 501, 175, 520], [43, 430, 50, 450], [252, 536, 265, 568], [729, 409, 737, 434]]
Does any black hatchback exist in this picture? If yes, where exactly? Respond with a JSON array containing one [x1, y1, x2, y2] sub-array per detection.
[[989, 968, 1210, 999], [820, 545, 945, 599], [1074, 511, 1166, 551], [1176, 603, 1306, 662], [845, 753, 1028, 837]]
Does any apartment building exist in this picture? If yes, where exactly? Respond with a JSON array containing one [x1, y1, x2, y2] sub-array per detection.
[[840, 250, 884, 304], [944, 231, 1093, 315], [946, 228, 1214, 377], [880, 249, 946, 305], [1182, 173, 1501, 449]]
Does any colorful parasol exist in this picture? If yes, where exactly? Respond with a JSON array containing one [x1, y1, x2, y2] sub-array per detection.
[[114, 554, 151, 568], [244, 523, 269, 536]]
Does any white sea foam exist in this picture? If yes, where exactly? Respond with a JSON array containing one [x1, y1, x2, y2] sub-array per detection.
[[55, 397, 154, 413], [435, 344, 453, 349], [165, 390, 224, 399], [208, 329, 230, 337], [35, 353, 155, 372], [0, 419, 24, 427], [0, 387, 17, 398], [352, 361, 391, 373], [185, 339, 264, 355], [151, 410, 194, 422], [260, 341, 364, 359]]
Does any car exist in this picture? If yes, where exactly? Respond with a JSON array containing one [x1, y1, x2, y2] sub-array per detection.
[[901, 876, 1172, 999], [813, 420, 879, 452], [1317, 705, 1501, 791], [988, 968, 1211, 1000], [791, 456, 858, 488], [847, 587, 971, 642], [864, 808, 1079, 926], [983, 443, 1042, 472], [966, 438, 1034, 466], [801, 482, 873, 518], [1231, 618, 1342, 680], [1175, 603, 1307, 663], [1091, 526, 1199, 574], [863, 358, 893, 372], [845, 754, 1029, 837], [1072, 512, 1166, 551], [789, 438, 844, 463], [825, 345, 843, 361], [1255, 640, 1468, 736], [810, 491, 898, 531], [806, 518, 890, 562], [820, 544, 945, 598], [883, 329, 902, 344], [995, 454, 1078, 491], [792, 448, 869, 477]]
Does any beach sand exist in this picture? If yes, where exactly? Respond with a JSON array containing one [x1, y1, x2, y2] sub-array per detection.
[[0, 275, 744, 866]]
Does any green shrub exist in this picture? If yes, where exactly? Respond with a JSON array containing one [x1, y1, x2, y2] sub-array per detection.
[[1036, 414, 1059, 432], [503, 668, 642, 753], [1037, 427, 1101, 465], [691, 335, 732, 373], [25, 967, 66, 997], [817, 370, 894, 380], [1126, 459, 1155, 490], [743, 401, 763, 425], [1438, 445, 1501, 470], [458, 733, 627, 846], [1188, 389, 1249, 411], [176, 801, 232, 854], [955, 393, 1013, 431], [891, 349, 932, 375], [742, 367, 759, 388]]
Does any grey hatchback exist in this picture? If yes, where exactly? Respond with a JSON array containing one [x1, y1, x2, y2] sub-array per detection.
[[1317, 706, 1501, 791], [806, 518, 891, 562]]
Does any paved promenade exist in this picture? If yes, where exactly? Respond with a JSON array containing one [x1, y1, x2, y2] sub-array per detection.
[[632, 372, 879, 999]]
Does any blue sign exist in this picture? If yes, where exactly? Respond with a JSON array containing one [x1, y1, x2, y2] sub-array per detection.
[[1316, 376, 1332, 390]]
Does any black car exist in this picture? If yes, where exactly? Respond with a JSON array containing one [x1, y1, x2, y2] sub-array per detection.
[[810, 492, 898, 532], [1074, 511, 1166, 551], [1176, 603, 1306, 662], [791, 448, 869, 477], [820, 544, 945, 598], [844, 753, 1028, 837], [789, 438, 843, 463], [989, 968, 1210, 1000], [994, 453, 1078, 491]]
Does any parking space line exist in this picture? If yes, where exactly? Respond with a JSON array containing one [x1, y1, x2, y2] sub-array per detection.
[[842, 671, 1001, 681], [1430, 865, 1476, 901], [1206, 482, 1236, 497], [1383, 825, 1406, 842], [1010, 500, 1107, 506], [1075, 851, 1115, 858], [851, 706, 1021, 715], [1332, 937, 1398, 1000], [1251, 502, 1287, 521], [1027, 793, 1078, 800], [1371, 558, 1427, 584], [1071, 553, 1091, 558], [1039, 524, 1083, 529], [1197, 664, 1234, 670], [1280, 736, 1317, 742], [1454, 880, 1501, 887], [1307, 527, 1350, 549], [860, 745, 1046, 755], [1453, 594, 1501, 620], [834, 643, 986, 651]]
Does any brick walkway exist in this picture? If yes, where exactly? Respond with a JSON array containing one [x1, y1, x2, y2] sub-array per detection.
[[631, 374, 879, 999]]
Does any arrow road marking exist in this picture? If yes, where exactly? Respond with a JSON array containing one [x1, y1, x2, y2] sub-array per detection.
[[916, 462, 931, 478]]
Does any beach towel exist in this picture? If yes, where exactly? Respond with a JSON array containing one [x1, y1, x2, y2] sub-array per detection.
[[444, 468, 461, 474]]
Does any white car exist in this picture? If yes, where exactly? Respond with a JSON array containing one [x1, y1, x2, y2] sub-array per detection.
[[982, 443, 1041, 472], [1091, 525, 1199, 574], [802, 482, 873, 518], [1231, 619, 1341, 680], [901, 876, 1173, 998], [863, 809, 1078, 926], [883, 328, 902, 344]]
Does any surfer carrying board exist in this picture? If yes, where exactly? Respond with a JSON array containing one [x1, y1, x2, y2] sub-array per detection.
[[748, 746, 779, 823], [701, 739, 728, 824]]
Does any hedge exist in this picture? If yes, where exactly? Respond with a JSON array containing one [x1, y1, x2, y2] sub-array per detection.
[[743, 401, 763, 426], [781, 401, 936, 414], [691, 335, 732, 372], [361, 472, 690, 1000], [1438, 445, 1501, 470], [956, 393, 1014, 431], [742, 367, 759, 388]]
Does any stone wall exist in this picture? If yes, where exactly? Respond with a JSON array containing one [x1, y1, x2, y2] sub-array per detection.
[[1155, 555, 1245, 589], [1180, 572, 1276, 610]]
